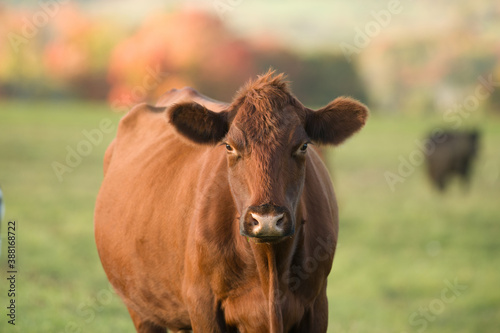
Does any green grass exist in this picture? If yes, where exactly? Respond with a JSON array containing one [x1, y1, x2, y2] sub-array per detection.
[[326, 112, 500, 333], [0, 101, 499, 332]]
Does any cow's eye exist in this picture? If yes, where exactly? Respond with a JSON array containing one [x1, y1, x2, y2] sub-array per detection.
[[225, 144, 234, 152], [299, 143, 308, 152]]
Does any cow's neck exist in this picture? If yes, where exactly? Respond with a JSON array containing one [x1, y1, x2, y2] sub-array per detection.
[[248, 219, 304, 333]]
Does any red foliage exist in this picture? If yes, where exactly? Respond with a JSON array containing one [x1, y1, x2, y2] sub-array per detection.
[[107, 8, 257, 105]]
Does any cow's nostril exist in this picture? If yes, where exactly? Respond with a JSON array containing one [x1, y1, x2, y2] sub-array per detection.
[[276, 217, 283, 226], [252, 218, 259, 226]]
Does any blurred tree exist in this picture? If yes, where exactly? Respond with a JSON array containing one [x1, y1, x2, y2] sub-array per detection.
[[254, 49, 367, 107], [43, 3, 124, 99], [0, 7, 46, 98], [291, 54, 368, 107], [0, 3, 124, 100], [107, 8, 256, 106], [107, 8, 366, 107]]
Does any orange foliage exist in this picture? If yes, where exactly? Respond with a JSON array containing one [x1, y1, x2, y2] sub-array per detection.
[[43, 42, 88, 80], [42, 4, 92, 81], [107, 7, 256, 105]]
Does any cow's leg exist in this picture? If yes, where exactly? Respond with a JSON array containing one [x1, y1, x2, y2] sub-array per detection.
[[127, 307, 167, 333], [293, 291, 329, 333], [458, 158, 473, 190], [184, 241, 227, 333], [436, 176, 446, 191], [184, 282, 226, 333], [310, 293, 329, 333], [185, 294, 223, 332]]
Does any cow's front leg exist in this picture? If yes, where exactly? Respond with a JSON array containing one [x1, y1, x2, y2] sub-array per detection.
[[127, 306, 167, 333], [292, 291, 329, 333], [184, 281, 227, 333]]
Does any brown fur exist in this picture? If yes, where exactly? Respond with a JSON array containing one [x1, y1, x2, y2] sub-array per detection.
[[95, 72, 368, 332], [305, 97, 368, 145], [170, 102, 229, 144]]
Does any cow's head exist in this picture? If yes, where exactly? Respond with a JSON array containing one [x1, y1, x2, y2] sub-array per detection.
[[168, 71, 368, 243]]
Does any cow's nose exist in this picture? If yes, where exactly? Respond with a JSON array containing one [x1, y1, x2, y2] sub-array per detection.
[[250, 212, 284, 233], [240, 204, 293, 242]]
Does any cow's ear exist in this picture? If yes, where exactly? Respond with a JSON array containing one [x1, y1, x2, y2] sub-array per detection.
[[305, 97, 368, 145], [168, 102, 229, 145]]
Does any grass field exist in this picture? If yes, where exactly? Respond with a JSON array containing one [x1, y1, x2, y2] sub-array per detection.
[[0, 101, 499, 332]]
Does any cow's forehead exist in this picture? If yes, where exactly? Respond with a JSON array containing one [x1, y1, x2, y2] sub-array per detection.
[[225, 71, 307, 147], [229, 104, 303, 148]]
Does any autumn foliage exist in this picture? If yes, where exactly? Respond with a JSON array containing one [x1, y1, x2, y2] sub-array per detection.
[[107, 8, 257, 109], [0, 3, 366, 109]]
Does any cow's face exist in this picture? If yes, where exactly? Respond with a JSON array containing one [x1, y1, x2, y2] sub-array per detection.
[[169, 73, 368, 243], [222, 104, 309, 243]]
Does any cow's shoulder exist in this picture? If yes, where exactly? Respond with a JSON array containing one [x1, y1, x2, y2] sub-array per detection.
[[118, 102, 166, 135]]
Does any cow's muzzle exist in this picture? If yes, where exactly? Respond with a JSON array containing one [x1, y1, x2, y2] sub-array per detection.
[[240, 204, 294, 243]]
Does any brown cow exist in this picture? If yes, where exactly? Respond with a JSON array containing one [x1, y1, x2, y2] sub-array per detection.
[[95, 71, 368, 332]]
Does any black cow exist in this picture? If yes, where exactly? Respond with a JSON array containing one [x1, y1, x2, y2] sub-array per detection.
[[425, 130, 480, 191]]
